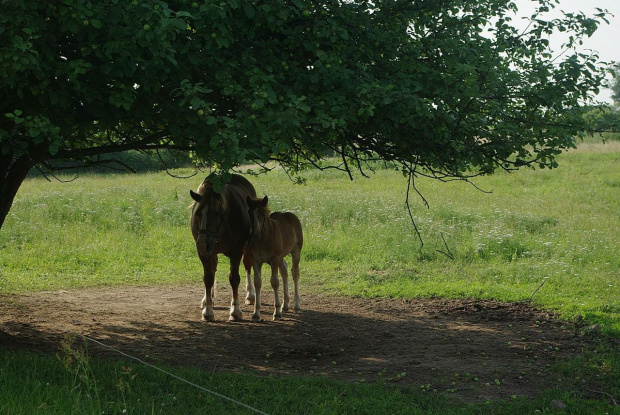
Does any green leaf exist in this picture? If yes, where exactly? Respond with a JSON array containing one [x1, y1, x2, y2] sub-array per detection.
[[190, 97, 203, 109], [49, 142, 60, 155], [243, 3, 255, 19]]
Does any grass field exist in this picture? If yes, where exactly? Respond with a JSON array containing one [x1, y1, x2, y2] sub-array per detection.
[[1, 137, 619, 413]]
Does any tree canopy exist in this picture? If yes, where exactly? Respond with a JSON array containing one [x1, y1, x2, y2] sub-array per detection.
[[0, 0, 612, 229]]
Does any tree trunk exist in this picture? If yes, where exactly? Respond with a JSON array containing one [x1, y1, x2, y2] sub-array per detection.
[[0, 153, 34, 231]]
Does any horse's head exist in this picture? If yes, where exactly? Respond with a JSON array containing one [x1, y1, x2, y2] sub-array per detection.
[[247, 195, 268, 240], [190, 189, 228, 256]]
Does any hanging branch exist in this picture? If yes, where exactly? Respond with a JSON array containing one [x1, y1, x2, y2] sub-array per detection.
[[436, 231, 455, 260], [34, 164, 78, 183], [405, 165, 427, 248], [528, 277, 549, 303]]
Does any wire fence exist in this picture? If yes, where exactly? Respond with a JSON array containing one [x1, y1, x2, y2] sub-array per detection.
[[77, 333, 270, 415]]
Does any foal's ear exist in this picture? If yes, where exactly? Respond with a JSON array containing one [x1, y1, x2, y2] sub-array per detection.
[[246, 195, 257, 209], [246, 195, 268, 209], [190, 190, 202, 202]]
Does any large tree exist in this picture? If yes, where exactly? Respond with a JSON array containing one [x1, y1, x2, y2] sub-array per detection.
[[0, 0, 611, 230]]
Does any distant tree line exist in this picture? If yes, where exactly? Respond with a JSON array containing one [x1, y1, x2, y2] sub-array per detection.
[[611, 64, 620, 105], [30, 149, 195, 177], [587, 64, 620, 135]]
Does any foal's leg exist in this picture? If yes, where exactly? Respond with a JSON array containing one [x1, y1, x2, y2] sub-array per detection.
[[251, 263, 263, 321], [278, 258, 290, 312], [291, 249, 301, 313], [228, 253, 244, 322], [244, 259, 256, 305], [270, 258, 282, 320], [201, 254, 218, 322]]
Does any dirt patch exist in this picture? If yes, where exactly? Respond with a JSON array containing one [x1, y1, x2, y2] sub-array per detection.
[[0, 284, 593, 402]]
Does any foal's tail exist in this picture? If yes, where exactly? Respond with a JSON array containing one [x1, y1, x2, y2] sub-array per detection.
[[292, 213, 304, 252]]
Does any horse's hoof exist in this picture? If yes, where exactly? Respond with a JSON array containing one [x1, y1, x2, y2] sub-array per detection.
[[229, 313, 243, 322], [229, 310, 243, 322], [273, 313, 282, 321], [252, 313, 261, 322], [202, 309, 215, 322], [294, 307, 301, 314], [282, 305, 289, 312], [245, 298, 255, 305]]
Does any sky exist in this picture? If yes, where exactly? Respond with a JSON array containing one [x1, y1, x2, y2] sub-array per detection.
[[512, 0, 619, 103]]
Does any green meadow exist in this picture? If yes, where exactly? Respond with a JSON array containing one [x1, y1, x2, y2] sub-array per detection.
[[1, 137, 619, 413]]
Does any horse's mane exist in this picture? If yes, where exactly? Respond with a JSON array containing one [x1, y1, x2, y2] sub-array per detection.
[[260, 203, 271, 217], [191, 180, 229, 214], [203, 185, 228, 212], [247, 196, 270, 218]]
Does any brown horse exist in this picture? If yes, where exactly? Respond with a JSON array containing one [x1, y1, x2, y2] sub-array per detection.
[[190, 174, 256, 322], [244, 195, 303, 321]]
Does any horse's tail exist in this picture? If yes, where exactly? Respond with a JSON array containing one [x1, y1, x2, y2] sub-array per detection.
[[291, 213, 304, 252]]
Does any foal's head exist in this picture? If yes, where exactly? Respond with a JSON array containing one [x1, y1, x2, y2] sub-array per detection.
[[190, 188, 228, 256], [246, 195, 269, 240]]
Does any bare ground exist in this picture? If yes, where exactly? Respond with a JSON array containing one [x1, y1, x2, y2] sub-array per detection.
[[0, 283, 597, 403]]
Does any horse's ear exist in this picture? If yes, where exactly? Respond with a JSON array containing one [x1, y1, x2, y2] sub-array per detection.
[[261, 196, 268, 206], [190, 190, 201, 202]]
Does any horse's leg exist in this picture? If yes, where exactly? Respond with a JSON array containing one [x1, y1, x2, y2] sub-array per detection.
[[228, 253, 243, 322], [201, 254, 218, 322], [244, 257, 256, 305], [203, 279, 216, 306], [270, 259, 282, 320], [278, 258, 290, 312], [251, 263, 263, 321], [291, 249, 301, 313]]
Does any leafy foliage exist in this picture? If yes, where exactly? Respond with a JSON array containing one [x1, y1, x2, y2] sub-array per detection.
[[610, 64, 620, 105], [584, 106, 620, 135], [0, 0, 612, 227]]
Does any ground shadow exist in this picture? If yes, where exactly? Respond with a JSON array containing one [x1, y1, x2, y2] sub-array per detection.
[[0, 284, 595, 403]]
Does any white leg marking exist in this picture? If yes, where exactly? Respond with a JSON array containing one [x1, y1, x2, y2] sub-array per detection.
[[252, 265, 263, 321]]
